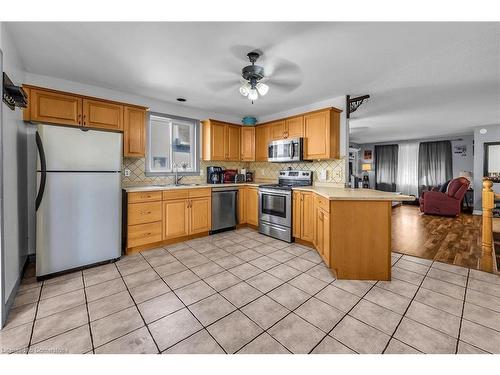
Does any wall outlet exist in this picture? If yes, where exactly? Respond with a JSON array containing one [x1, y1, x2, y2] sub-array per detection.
[[319, 170, 328, 181], [124, 169, 131, 177]]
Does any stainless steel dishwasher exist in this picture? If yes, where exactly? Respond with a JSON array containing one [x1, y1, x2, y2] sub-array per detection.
[[211, 186, 238, 233]]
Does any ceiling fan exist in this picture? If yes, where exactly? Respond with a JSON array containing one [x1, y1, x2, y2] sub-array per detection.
[[239, 52, 269, 103]]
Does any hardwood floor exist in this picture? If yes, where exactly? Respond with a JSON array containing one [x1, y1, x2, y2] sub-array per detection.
[[392, 205, 485, 270]]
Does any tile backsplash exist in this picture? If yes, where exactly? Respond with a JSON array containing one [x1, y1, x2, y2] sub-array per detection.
[[122, 157, 345, 186]]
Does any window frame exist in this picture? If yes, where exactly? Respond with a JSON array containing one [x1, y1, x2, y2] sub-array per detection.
[[145, 111, 201, 177]]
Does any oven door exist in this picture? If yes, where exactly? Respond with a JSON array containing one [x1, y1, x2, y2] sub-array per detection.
[[268, 139, 302, 162], [258, 188, 292, 227]]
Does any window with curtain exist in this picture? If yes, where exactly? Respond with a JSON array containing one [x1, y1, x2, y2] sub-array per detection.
[[375, 144, 399, 192], [396, 142, 419, 196], [146, 113, 200, 176], [418, 140, 452, 193]]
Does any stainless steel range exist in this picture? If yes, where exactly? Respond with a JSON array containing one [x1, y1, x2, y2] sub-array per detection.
[[258, 170, 313, 242]]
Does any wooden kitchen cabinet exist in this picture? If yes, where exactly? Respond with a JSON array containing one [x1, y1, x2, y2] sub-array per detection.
[[128, 201, 162, 226], [238, 187, 246, 224], [293, 191, 314, 242], [202, 120, 240, 161], [163, 199, 190, 240], [82, 99, 123, 131], [270, 120, 286, 140], [255, 124, 270, 161], [190, 197, 211, 234], [240, 127, 255, 161], [28, 88, 82, 126], [246, 187, 259, 226], [304, 108, 341, 160], [123, 106, 146, 158], [285, 116, 304, 139], [314, 196, 330, 266], [226, 124, 241, 161]]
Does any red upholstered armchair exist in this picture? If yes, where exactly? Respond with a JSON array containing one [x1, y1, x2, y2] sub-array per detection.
[[419, 177, 470, 217]]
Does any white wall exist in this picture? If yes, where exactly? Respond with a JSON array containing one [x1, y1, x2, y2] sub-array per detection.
[[1, 23, 28, 323], [473, 124, 500, 212], [23, 73, 241, 124]]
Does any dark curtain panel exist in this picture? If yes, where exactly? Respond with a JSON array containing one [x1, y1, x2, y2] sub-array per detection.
[[418, 140, 453, 194], [375, 144, 399, 192]]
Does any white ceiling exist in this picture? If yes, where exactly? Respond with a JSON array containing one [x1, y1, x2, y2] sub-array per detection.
[[6, 22, 500, 143]]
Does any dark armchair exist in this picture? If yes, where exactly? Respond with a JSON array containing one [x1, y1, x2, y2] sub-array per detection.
[[419, 177, 470, 217]]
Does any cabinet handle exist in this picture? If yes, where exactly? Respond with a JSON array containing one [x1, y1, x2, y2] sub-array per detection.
[[144, 232, 152, 236], [139, 211, 152, 215], [78, 114, 82, 125], [83, 114, 86, 125]]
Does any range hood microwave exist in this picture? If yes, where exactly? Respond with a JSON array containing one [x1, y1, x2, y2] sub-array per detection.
[[268, 138, 304, 163]]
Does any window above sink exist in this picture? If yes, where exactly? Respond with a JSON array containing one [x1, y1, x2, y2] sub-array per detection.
[[145, 112, 200, 177]]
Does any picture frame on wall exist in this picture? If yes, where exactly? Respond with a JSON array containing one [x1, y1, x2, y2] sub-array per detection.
[[363, 149, 373, 161]]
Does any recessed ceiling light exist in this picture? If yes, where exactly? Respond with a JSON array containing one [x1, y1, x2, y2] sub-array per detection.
[[479, 128, 487, 134], [176, 97, 186, 102]]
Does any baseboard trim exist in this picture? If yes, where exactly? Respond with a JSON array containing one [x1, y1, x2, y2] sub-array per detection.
[[2, 256, 30, 328]]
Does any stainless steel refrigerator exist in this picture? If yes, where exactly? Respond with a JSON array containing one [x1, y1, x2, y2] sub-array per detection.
[[35, 124, 122, 278]]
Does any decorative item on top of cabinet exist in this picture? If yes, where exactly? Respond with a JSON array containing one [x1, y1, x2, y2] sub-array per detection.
[[202, 119, 241, 161], [240, 126, 255, 161], [124, 106, 146, 157], [303, 108, 341, 160]]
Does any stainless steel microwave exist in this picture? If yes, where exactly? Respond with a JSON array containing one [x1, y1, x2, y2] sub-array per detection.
[[268, 138, 303, 162]]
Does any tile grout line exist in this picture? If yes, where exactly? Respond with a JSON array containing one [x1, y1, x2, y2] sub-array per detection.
[[455, 268, 470, 354], [380, 257, 435, 354], [112, 260, 162, 354], [81, 273, 96, 354]]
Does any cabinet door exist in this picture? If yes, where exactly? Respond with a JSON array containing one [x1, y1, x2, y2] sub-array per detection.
[[190, 197, 211, 234], [124, 106, 146, 157], [301, 192, 314, 242], [240, 127, 255, 161], [238, 187, 246, 224], [82, 99, 123, 131], [226, 124, 241, 161], [321, 211, 330, 266], [246, 188, 259, 226], [270, 121, 286, 140], [210, 121, 227, 160], [293, 191, 301, 238], [255, 124, 270, 161], [304, 110, 330, 159], [163, 199, 189, 239], [315, 207, 325, 257], [30, 88, 82, 126], [286, 116, 304, 139]]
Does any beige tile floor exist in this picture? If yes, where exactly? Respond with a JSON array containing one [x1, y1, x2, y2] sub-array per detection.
[[1, 227, 500, 354]]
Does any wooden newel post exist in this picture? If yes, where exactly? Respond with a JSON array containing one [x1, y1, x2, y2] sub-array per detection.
[[481, 178, 494, 272]]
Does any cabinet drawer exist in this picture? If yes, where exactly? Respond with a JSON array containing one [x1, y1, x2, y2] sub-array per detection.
[[128, 191, 162, 203], [127, 222, 162, 248], [163, 190, 189, 200], [315, 194, 330, 213], [188, 188, 211, 198], [128, 201, 162, 225]]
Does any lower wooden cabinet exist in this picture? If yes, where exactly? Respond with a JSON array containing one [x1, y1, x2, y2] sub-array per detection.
[[313, 199, 330, 266], [163, 199, 190, 239], [246, 187, 259, 226], [293, 191, 314, 242], [127, 222, 163, 248], [238, 187, 246, 224], [189, 197, 211, 234]]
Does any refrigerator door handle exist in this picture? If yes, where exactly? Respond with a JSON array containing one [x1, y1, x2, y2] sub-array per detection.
[[36, 131, 47, 211]]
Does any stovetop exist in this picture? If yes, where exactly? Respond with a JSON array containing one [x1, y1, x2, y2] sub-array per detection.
[[259, 170, 313, 191], [259, 184, 295, 191]]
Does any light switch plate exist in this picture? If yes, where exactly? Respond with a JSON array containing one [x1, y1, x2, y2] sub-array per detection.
[[319, 170, 327, 181]]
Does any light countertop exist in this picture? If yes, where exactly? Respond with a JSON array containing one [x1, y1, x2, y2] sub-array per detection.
[[123, 182, 414, 201]]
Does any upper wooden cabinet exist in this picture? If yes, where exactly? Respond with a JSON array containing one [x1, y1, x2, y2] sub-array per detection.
[[270, 120, 286, 140], [304, 108, 341, 160], [240, 127, 255, 161], [23, 85, 148, 158], [28, 87, 82, 126], [202, 120, 241, 161], [285, 116, 304, 139], [124, 106, 146, 158], [82, 99, 123, 131], [255, 124, 270, 161]]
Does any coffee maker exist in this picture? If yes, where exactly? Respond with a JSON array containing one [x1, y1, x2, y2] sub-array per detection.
[[207, 166, 223, 184]]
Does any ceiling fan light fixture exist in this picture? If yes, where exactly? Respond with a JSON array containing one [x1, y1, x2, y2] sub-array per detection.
[[239, 82, 251, 97], [256, 82, 269, 96], [248, 88, 258, 101]]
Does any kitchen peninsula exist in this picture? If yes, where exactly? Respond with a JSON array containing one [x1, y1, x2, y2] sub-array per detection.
[[123, 183, 413, 281]]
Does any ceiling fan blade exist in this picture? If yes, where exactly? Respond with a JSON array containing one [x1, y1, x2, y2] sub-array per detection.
[[229, 44, 276, 62], [205, 79, 239, 92], [268, 78, 302, 92], [265, 57, 302, 79]]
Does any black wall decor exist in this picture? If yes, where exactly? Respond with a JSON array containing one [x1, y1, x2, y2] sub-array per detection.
[[346, 94, 370, 119], [3, 72, 28, 110]]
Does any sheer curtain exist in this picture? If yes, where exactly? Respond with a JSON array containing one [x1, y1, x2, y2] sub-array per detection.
[[418, 140, 453, 194], [396, 142, 419, 196], [375, 145, 399, 192]]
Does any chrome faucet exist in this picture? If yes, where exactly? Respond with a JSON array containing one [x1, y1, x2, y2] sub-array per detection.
[[173, 163, 185, 185]]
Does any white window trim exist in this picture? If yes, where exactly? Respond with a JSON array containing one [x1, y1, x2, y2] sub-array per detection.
[[145, 112, 201, 177]]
